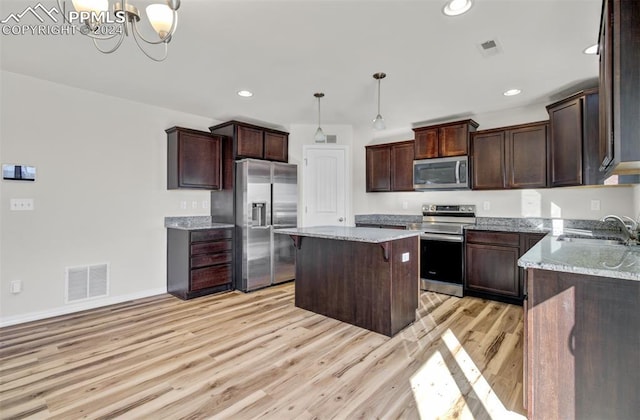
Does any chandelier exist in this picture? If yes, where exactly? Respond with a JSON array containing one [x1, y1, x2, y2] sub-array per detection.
[[58, 0, 180, 62]]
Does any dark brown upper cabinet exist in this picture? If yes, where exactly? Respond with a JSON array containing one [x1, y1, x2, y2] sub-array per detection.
[[598, 0, 640, 177], [166, 127, 222, 190], [366, 140, 414, 192], [209, 120, 289, 162], [546, 88, 601, 187], [413, 119, 479, 159], [471, 121, 548, 190]]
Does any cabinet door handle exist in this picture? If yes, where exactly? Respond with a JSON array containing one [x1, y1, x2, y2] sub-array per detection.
[[568, 325, 576, 355]]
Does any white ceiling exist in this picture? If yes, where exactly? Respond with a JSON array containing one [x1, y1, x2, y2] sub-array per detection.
[[0, 0, 602, 132]]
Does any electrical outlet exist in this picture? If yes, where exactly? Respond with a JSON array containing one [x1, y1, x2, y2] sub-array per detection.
[[10, 280, 22, 294], [202, 200, 209, 209], [483, 201, 491, 211], [590, 200, 601, 211], [191, 201, 198, 209], [401, 201, 408, 210], [180, 201, 187, 210], [10, 198, 34, 211], [402, 252, 410, 262]]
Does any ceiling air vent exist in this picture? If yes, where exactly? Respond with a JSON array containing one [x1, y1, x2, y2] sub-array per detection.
[[65, 263, 109, 303], [477, 38, 503, 58]]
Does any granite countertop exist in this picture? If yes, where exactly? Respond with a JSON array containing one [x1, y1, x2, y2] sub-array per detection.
[[274, 226, 420, 244], [165, 216, 233, 231], [354, 214, 421, 226], [519, 235, 640, 281], [465, 224, 549, 233]]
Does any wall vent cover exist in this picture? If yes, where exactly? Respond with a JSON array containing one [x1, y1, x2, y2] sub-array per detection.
[[65, 263, 109, 303], [326, 135, 337, 144]]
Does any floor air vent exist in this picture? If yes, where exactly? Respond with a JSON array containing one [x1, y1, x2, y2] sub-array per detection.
[[65, 263, 109, 303]]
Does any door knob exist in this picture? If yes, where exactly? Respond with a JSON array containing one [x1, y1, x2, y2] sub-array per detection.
[[338, 217, 344, 222]]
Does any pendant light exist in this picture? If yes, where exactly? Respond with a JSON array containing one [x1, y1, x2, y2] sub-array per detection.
[[314, 93, 327, 143], [372, 72, 386, 130]]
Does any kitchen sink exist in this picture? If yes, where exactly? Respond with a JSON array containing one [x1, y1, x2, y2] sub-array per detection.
[[556, 236, 626, 246]]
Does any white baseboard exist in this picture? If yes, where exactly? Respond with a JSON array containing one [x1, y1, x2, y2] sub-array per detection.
[[0, 288, 167, 328]]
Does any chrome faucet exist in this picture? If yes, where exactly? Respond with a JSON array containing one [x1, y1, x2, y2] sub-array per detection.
[[600, 215, 638, 245]]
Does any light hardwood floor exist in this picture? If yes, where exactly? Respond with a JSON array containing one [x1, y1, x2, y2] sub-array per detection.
[[0, 283, 525, 419]]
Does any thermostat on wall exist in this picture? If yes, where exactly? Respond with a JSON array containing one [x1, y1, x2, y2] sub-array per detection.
[[2, 164, 36, 181]]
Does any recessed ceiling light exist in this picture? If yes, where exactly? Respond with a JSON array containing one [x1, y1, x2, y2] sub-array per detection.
[[503, 89, 522, 97], [237, 90, 253, 97], [583, 44, 598, 55], [443, 0, 473, 16]]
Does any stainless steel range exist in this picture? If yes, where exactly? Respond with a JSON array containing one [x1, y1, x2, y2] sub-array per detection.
[[408, 204, 476, 297]]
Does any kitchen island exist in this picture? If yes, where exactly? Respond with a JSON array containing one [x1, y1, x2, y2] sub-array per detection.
[[275, 226, 420, 337]]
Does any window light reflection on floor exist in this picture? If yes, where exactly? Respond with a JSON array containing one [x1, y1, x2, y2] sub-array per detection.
[[410, 329, 526, 420]]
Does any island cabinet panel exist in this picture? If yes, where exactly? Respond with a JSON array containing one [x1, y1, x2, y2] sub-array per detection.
[[525, 269, 640, 420], [166, 127, 222, 190], [293, 236, 419, 337], [167, 227, 233, 300]]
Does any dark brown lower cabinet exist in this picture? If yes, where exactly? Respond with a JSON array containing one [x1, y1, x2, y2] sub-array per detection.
[[525, 268, 639, 420], [167, 227, 233, 299], [465, 230, 545, 304]]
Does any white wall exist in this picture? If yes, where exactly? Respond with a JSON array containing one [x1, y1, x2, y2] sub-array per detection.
[[351, 103, 637, 221], [0, 71, 218, 325]]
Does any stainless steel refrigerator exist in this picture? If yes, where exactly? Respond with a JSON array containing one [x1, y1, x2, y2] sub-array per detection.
[[235, 159, 297, 291]]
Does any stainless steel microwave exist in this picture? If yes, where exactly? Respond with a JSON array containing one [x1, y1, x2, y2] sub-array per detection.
[[413, 156, 469, 190]]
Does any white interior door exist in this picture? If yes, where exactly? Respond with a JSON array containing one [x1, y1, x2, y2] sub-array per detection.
[[302, 145, 350, 227]]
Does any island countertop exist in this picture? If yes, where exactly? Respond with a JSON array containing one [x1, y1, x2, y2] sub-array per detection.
[[518, 235, 640, 281], [274, 226, 420, 243]]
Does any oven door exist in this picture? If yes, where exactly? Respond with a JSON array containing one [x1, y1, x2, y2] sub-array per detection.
[[420, 233, 464, 297]]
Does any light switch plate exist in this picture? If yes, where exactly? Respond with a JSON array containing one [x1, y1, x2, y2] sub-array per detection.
[[590, 200, 601, 211]]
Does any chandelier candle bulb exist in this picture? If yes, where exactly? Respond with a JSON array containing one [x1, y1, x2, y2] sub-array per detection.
[[146, 4, 175, 39]]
